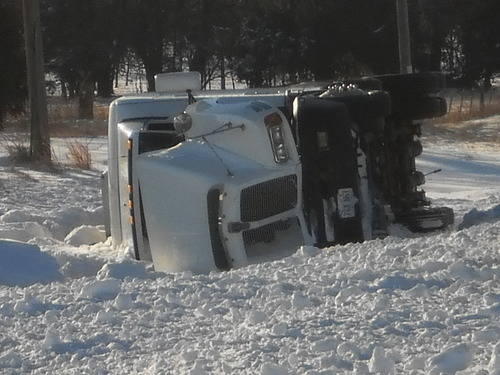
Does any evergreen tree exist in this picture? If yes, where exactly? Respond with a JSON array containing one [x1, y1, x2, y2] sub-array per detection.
[[43, 0, 125, 118], [458, 0, 500, 87], [0, 1, 26, 129]]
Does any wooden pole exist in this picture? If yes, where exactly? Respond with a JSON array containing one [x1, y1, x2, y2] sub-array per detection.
[[396, 0, 413, 74], [220, 54, 226, 90], [22, 0, 51, 162]]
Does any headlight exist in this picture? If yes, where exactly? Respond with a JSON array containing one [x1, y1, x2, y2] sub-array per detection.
[[173, 112, 192, 133], [265, 112, 289, 163]]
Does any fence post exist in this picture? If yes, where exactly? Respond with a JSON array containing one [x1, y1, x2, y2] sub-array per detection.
[[480, 88, 485, 113], [469, 91, 474, 116], [458, 90, 464, 115]]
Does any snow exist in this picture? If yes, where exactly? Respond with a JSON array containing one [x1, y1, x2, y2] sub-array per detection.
[[368, 346, 395, 374], [0, 240, 61, 286], [428, 343, 474, 374], [79, 279, 121, 301], [490, 342, 500, 374], [0, 116, 499, 373], [64, 225, 106, 246], [96, 260, 156, 280], [260, 363, 289, 375], [459, 204, 500, 230]]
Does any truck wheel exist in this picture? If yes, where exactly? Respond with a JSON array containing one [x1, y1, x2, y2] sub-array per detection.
[[364, 90, 391, 119], [364, 90, 391, 122], [373, 72, 445, 96], [395, 207, 454, 232], [392, 96, 447, 120], [324, 90, 391, 126], [345, 77, 383, 91]]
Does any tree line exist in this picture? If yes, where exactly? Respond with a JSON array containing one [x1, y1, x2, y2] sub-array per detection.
[[1, 0, 499, 124]]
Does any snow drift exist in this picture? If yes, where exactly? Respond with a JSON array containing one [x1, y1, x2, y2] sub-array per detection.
[[0, 240, 62, 286], [0, 119, 499, 373]]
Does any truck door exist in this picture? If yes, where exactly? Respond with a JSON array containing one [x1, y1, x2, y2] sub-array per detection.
[[127, 126, 182, 261]]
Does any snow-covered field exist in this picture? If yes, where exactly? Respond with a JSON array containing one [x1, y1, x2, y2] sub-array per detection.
[[0, 116, 499, 374]]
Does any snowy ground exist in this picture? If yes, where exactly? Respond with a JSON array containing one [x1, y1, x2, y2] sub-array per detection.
[[0, 116, 499, 374]]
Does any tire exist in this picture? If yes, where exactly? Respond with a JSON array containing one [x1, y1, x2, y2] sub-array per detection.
[[395, 206, 454, 232], [345, 77, 383, 91], [372, 72, 446, 96], [365, 90, 391, 120], [391, 96, 447, 120], [323, 90, 391, 125]]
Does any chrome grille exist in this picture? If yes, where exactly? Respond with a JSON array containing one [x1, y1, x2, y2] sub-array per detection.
[[240, 175, 297, 222]]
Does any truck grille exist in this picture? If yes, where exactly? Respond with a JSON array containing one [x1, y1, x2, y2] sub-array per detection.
[[243, 219, 291, 246], [240, 175, 297, 222]]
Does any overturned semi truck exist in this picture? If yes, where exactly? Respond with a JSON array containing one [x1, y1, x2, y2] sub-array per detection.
[[103, 72, 454, 272]]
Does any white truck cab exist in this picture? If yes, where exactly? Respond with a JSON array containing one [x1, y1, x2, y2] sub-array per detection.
[[105, 72, 311, 273]]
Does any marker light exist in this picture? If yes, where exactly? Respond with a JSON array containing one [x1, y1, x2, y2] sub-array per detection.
[[265, 112, 289, 163]]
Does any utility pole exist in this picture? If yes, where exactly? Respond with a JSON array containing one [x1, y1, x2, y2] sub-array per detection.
[[396, 0, 413, 74], [22, 0, 51, 162]]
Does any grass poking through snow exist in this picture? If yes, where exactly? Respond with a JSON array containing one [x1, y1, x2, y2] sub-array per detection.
[[66, 139, 92, 170]]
